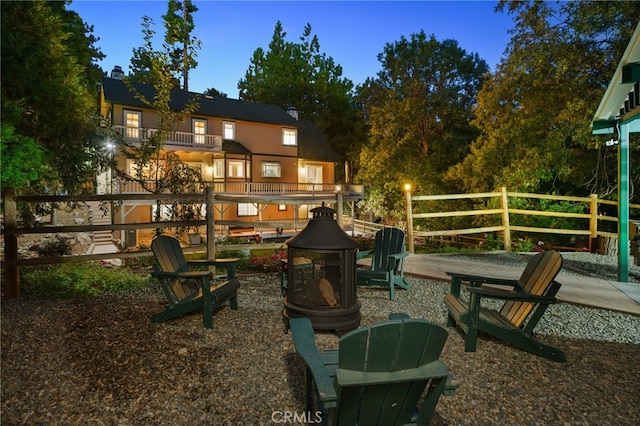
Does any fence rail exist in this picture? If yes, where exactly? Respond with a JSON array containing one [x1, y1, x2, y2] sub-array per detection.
[[406, 187, 640, 253], [1, 188, 350, 298]]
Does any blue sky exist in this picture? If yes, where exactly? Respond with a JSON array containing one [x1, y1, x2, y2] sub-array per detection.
[[70, 0, 515, 98]]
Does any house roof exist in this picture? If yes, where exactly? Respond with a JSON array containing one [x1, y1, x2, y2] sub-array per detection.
[[297, 118, 342, 162], [101, 77, 300, 127], [222, 139, 251, 155], [592, 21, 640, 131], [101, 77, 341, 162]]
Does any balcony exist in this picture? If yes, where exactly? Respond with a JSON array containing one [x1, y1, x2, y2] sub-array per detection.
[[114, 125, 223, 151]]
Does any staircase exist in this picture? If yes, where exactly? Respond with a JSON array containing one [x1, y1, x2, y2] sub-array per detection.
[[87, 201, 118, 254]]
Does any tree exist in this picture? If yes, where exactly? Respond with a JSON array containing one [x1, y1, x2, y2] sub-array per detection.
[[0, 125, 45, 191], [445, 0, 640, 200], [238, 22, 363, 179], [114, 15, 202, 233], [130, 1, 200, 90], [163, 0, 200, 91], [1, 0, 105, 194], [355, 31, 488, 220]]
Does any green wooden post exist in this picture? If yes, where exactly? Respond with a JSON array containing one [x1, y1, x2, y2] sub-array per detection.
[[500, 187, 511, 252], [3, 188, 19, 298], [618, 123, 630, 282]]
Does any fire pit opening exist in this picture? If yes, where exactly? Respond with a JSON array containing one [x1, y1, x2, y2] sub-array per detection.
[[282, 204, 361, 334]]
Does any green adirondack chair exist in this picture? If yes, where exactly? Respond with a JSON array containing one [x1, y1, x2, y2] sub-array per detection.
[[290, 316, 457, 425], [357, 227, 411, 300], [150, 235, 240, 329], [444, 250, 566, 362]]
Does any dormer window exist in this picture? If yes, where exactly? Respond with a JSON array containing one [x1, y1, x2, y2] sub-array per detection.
[[283, 128, 297, 146]]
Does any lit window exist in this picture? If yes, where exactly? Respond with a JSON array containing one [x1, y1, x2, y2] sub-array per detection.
[[278, 204, 287, 211], [283, 128, 297, 146], [125, 110, 141, 139], [151, 204, 172, 221], [223, 121, 235, 140], [193, 119, 206, 144], [228, 160, 244, 177], [238, 203, 258, 216], [212, 158, 224, 178], [262, 161, 281, 178]]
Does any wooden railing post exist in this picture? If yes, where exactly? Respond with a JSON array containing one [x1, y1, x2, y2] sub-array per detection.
[[500, 187, 511, 252], [404, 184, 414, 253], [3, 187, 20, 298], [589, 193, 598, 251]]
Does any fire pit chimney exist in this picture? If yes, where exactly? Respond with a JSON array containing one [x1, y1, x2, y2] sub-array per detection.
[[283, 203, 361, 334]]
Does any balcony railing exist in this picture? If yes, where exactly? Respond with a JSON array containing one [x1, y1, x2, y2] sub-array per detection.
[[112, 180, 364, 198], [114, 125, 223, 151]]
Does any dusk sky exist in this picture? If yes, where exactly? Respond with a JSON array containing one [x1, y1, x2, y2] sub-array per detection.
[[70, 1, 516, 98]]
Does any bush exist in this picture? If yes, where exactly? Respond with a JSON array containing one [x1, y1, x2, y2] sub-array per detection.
[[32, 236, 72, 257], [248, 248, 286, 273], [20, 263, 149, 299]]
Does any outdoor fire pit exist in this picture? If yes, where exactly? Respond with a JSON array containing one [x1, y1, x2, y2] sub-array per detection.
[[282, 204, 361, 334]]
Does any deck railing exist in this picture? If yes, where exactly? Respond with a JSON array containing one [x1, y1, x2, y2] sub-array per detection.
[[113, 180, 364, 197], [113, 125, 223, 150]]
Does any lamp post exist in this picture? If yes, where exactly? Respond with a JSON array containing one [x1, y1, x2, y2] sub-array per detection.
[[404, 183, 414, 253]]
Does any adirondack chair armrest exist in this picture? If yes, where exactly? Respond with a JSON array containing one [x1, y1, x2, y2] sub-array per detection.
[[356, 250, 372, 260], [447, 271, 522, 296], [467, 286, 557, 304], [187, 258, 239, 278], [290, 318, 337, 403], [151, 270, 213, 280], [382, 251, 409, 271]]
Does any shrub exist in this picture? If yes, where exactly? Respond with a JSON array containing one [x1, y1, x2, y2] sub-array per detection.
[[20, 263, 149, 299], [249, 248, 286, 273], [31, 236, 72, 257]]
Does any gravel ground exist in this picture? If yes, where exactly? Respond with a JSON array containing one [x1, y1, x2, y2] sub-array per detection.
[[2, 253, 640, 425]]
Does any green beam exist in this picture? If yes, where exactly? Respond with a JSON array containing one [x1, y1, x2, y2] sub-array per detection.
[[622, 61, 640, 84], [617, 122, 630, 282], [591, 120, 616, 135]]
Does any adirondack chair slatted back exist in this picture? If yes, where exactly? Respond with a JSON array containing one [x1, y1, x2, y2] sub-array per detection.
[[152, 236, 197, 301], [501, 251, 563, 328], [371, 228, 406, 273], [335, 319, 449, 425]]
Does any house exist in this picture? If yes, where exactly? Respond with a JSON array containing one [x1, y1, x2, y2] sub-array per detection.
[[97, 68, 362, 246]]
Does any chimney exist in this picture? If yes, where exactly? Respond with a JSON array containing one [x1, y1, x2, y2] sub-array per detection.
[[286, 106, 299, 120], [110, 65, 125, 80]]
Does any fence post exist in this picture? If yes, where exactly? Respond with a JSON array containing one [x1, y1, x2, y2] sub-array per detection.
[[500, 187, 511, 252], [404, 184, 414, 253], [3, 187, 19, 298], [589, 193, 598, 251], [206, 186, 215, 260]]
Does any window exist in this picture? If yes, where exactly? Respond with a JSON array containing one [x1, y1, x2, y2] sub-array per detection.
[[223, 121, 235, 140], [212, 158, 224, 178], [306, 164, 323, 184], [193, 119, 206, 144], [125, 110, 141, 139], [228, 160, 244, 178], [262, 161, 281, 178], [151, 204, 172, 221], [283, 128, 297, 146], [238, 203, 258, 216], [278, 204, 287, 211]]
